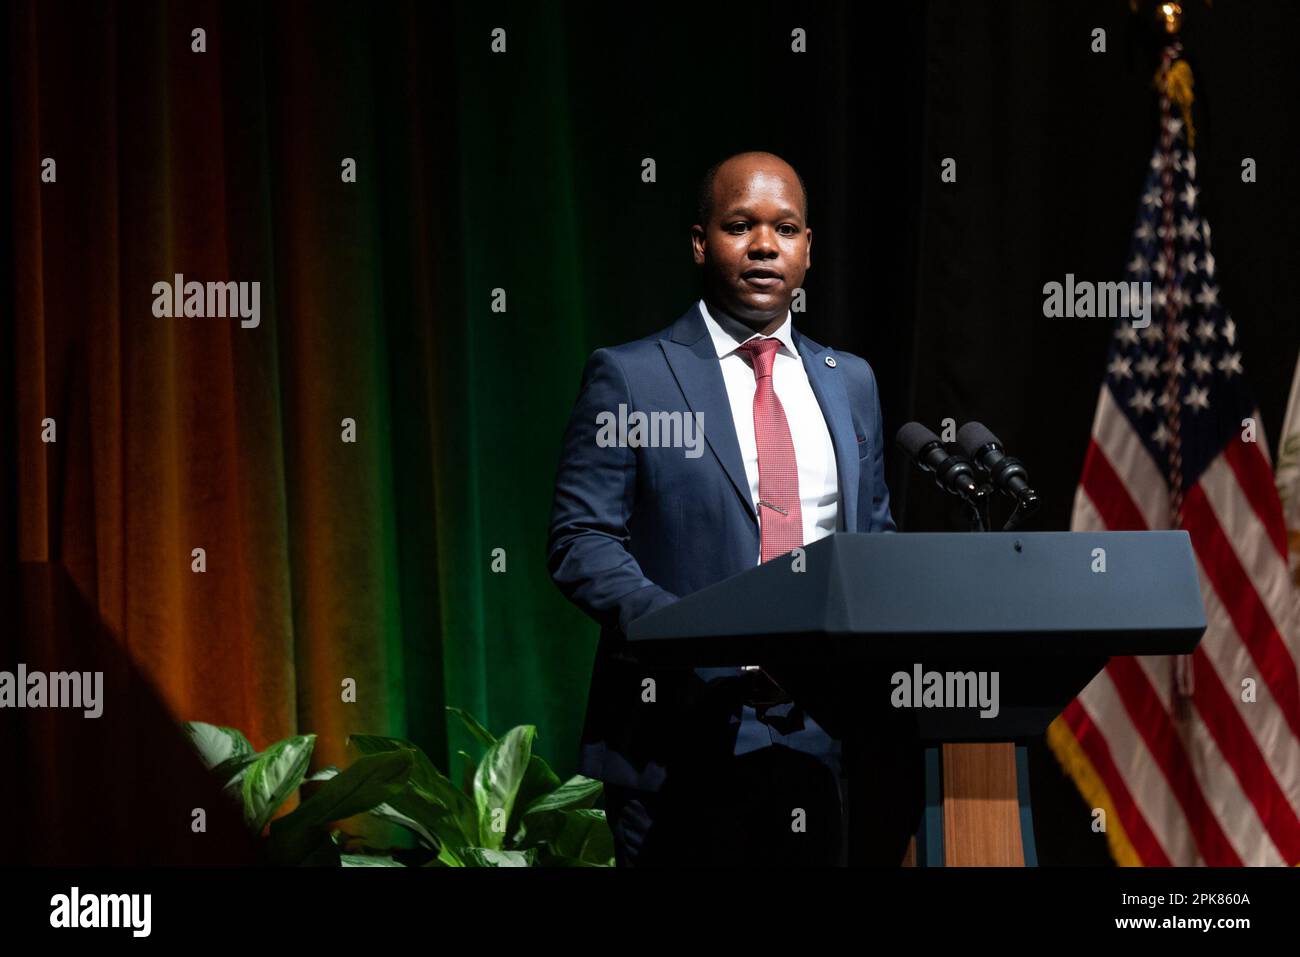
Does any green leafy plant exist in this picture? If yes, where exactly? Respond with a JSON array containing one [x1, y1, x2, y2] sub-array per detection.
[[183, 708, 614, 867]]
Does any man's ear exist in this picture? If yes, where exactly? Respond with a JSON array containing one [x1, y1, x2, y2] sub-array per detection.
[[691, 224, 706, 265], [804, 227, 812, 270]]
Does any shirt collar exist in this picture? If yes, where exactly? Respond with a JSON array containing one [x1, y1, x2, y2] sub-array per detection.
[[698, 299, 799, 360]]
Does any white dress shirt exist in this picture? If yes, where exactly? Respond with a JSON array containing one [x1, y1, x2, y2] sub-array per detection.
[[698, 299, 840, 563]]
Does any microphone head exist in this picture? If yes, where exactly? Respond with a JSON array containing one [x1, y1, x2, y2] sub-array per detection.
[[896, 422, 941, 460], [956, 421, 1000, 459]]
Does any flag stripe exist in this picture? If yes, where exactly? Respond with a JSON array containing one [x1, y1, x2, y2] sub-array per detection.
[[1074, 673, 1200, 865], [1079, 438, 1148, 531], [1078, 456, 1245, 864], [1105, 655, 1243, 865], [1092, 387, 1171, 530], [1182, 483, 1300, 741], [1060, 698, 1173, 865], [1224, 430, 1288, 561], [1189, 649, 1300, 862], [1199, 456, 1300, 672], [1073, 482, 1238, 864], [1130, 651, 1286, 865], [1192, 555, 1300, 823]]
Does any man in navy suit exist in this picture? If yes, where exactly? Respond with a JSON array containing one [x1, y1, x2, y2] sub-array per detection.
[[547, 151, 902, 866]]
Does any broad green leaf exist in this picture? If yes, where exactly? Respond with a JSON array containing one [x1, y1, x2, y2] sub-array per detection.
[[347, 735, 418, 758], [456, 750, 476, 795], [305, 766, 340, 783], [212, 752, 259, 787], [222, 764, 253, 800], [417, 808, 474, 866], [241, 735, 316, 833], [284, 749, 414, 830], [515, 752, 563, 811], [407, 781, 477, 852], [268, 750, 414, 865], [341, 854, 403, 867], [446, 706, 496, 750], [347, 735, 477, 853], [184, 722, 253, 770], [349, 735, 464, 809], [546, 808, 615, 866], [473, 725, 534, 850], [369, 801, 438, 849], [461, 847, 535, 867], [521, 774, 603, 818]]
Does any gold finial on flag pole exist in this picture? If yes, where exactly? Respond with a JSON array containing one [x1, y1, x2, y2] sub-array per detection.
[[1158, 2, 1184, 34], [1150, 3, 1196, 149], [1157, 56, 1196, 149]]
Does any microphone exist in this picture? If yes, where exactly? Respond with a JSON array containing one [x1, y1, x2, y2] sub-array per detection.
[[955, 421, 1040, 517], [895, 422, 982, 502]]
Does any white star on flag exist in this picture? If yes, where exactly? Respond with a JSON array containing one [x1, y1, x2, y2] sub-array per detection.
[[1217, 351, 1243, 378], [1183, 384, 1210, 411], [1128, 388, 1155, 414]]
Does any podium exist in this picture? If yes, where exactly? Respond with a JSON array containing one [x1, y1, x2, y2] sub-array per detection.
[[626, 531, 1206, 866]]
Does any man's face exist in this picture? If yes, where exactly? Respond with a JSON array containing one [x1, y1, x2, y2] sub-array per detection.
[[691, 156, 812, 328]]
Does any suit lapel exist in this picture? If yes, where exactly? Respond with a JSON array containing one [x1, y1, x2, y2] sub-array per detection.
[[660, 303, 757, 525], [658, 303, 861, 533], [796, 329, 860, 533]]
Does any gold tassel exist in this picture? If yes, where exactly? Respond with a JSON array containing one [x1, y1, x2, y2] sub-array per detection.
[[1158, 57, 1196, 149]]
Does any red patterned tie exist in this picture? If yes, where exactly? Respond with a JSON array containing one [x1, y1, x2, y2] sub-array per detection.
[[735, 337, 804, 562]]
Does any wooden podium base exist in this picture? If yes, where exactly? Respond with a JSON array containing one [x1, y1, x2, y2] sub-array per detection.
[[906, 742, 1037, 867], [942, 742, 1025, 866]]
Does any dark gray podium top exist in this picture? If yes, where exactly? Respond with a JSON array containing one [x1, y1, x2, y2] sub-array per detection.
[[627, 531, 1206, 664]]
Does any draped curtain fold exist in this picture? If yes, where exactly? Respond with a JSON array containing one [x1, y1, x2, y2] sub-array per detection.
[[8, 0, 601, 776]]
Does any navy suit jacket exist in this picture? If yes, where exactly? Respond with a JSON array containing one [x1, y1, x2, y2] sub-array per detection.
[[547, 301, 896, 791]]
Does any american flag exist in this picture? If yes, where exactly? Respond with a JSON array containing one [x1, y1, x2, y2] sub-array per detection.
[[1047, 43, 1300, 866]]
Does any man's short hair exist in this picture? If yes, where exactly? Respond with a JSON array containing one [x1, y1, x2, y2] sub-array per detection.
[[695, 151, 809, 228]]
